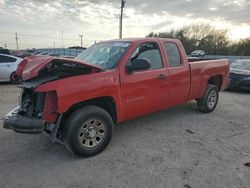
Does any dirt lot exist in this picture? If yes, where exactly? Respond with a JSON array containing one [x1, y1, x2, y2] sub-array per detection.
[[0, 84, 249, 188]]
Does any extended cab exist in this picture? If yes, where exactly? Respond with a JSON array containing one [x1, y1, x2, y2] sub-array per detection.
[[3, 38, 229, 156]]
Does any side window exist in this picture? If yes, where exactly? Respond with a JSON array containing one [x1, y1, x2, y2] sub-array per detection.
[[129, 42, 163, 70], [0, 55, 4, 63], [164, 43, 181, 67], [0, 55, 16, 63]]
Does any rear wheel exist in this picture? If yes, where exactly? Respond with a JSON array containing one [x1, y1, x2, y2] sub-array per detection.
[[10, 72, 17, 84], [197, 84, 219, 113], [63, 105, 114, 157]]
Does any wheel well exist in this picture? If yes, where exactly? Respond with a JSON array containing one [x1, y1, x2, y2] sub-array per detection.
[[64, 97, 117, 123], [207, 75, 223, 90], [10, 71, 16, 78]]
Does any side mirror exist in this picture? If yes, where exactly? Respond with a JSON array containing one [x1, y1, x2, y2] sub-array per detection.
[[126, 58, 151, 72]]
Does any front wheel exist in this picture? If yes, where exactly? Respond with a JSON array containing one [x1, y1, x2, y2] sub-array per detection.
[[63, 105, 114, 157], [197, 84, 219, 113]]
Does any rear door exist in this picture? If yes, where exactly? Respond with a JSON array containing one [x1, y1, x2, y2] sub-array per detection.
[[120, 42, 169, 120], [0, 55, 17, 81], [162, 42, 190, 106]]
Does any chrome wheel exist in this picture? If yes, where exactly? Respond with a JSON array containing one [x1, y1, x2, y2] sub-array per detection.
[[78, 119, 106, 149], [207, 90, 217, 109]]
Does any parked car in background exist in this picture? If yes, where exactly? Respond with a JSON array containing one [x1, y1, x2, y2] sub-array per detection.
[[227, 60, 250, 90], [37, 52, 49, 56], [0, 48, 10, 55], [48, 53, 60, 57], [191, 50, 205, 57], [0, 53, 23, 83], [32, 51, 42, 55], [188, 56, 200, 62]]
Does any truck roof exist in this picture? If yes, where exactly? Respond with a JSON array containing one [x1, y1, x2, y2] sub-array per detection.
[[104, 38, 179, 43]]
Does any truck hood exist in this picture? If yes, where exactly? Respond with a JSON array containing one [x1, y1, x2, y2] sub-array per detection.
[[22, 56, 103, 81]]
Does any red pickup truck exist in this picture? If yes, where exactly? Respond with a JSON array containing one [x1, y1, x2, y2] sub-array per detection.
[[3, 38, 229, 156]]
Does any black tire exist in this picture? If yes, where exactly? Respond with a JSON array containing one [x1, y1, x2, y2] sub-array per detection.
[[197, 84, 219, 113], [10, 72, 17, 84], [63, 105, 114, 157]]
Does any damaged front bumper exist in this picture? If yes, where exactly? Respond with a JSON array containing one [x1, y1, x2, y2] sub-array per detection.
[[3, 106, 45, 134]]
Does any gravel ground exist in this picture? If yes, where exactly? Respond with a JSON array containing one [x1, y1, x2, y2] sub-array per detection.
[[0, 84, 249, 188]]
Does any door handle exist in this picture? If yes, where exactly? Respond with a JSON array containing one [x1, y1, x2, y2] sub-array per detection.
[[156, 74, 167, 80]]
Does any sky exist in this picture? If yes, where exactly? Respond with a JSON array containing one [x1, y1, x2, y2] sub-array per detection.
[[0, 0, 250, 49]]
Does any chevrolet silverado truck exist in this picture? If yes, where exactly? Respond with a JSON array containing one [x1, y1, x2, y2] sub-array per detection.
[[3, 38, 229, 157]]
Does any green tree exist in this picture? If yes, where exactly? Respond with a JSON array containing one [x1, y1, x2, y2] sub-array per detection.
[[230, 38, 250, 56], [146, 24, 241, 55]]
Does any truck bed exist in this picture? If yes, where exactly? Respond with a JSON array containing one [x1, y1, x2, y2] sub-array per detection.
[[188, 59, 229, 100]]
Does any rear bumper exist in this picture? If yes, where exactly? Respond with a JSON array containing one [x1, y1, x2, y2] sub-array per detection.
[[3, 106, 45, 134]]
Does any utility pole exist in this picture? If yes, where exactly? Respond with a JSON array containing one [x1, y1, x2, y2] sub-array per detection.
[[79, 34, 83, 47], [53, 42, 55, 53], [119, 0, 126, 39], [15, 32, 19, 50], [61, 29, 64, 48]]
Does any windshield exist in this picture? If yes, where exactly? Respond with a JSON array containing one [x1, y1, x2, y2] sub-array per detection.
[[231, 60, 250, 70], [76, 42, 130, 70]]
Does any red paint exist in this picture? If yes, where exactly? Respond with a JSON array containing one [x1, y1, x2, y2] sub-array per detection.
[[16, 58, 30, 77], [27, 38, 229, 123], [43, 91, 58, 123], [22, 56, 103, 81]]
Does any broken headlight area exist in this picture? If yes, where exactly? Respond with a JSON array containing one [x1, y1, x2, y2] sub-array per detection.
[[3, 88, 59, 134], [18, 88, 45, 119]]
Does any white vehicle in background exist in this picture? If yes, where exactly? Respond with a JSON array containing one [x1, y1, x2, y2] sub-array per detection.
[[0, 53, 23, 83], [191, 50, 205, 57]]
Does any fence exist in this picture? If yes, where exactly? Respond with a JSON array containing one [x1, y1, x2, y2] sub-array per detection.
[[38, 48, 84, 57]]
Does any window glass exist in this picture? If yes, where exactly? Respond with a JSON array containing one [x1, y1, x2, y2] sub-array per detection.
[[164, 43, 181, 67], [129, 42, 163, 70], [0, 55, 16, 63], [77, 42, 130, 69]]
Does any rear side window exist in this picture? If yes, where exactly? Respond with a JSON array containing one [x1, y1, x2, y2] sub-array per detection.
[[164, 43, 181, 67], [129, 42, 163, 70], [0, 55, 16, 63]]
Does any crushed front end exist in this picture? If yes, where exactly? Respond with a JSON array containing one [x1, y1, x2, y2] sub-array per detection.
[[3, 56, 102, 136], [3, 88, 58, 134]]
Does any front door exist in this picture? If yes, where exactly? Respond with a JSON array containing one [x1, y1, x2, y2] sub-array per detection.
[[120, 42, 169, 120]]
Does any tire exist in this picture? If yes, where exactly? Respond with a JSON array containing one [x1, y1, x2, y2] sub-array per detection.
[[63, 105, 114, 157], [197, 84, 219, 113], [10, 72, 17, 84]]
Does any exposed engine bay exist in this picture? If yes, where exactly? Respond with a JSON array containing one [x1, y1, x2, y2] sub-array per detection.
[[38, 61, 92, 79], [18, 88, 45, 119], [13, 57, 102, 126], [22, 60, 94, 88]]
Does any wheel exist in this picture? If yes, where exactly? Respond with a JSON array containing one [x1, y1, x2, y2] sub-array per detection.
[[197, 84, 219, 113], [63, 105, 114, 157], [10, 72, 17, 84]]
